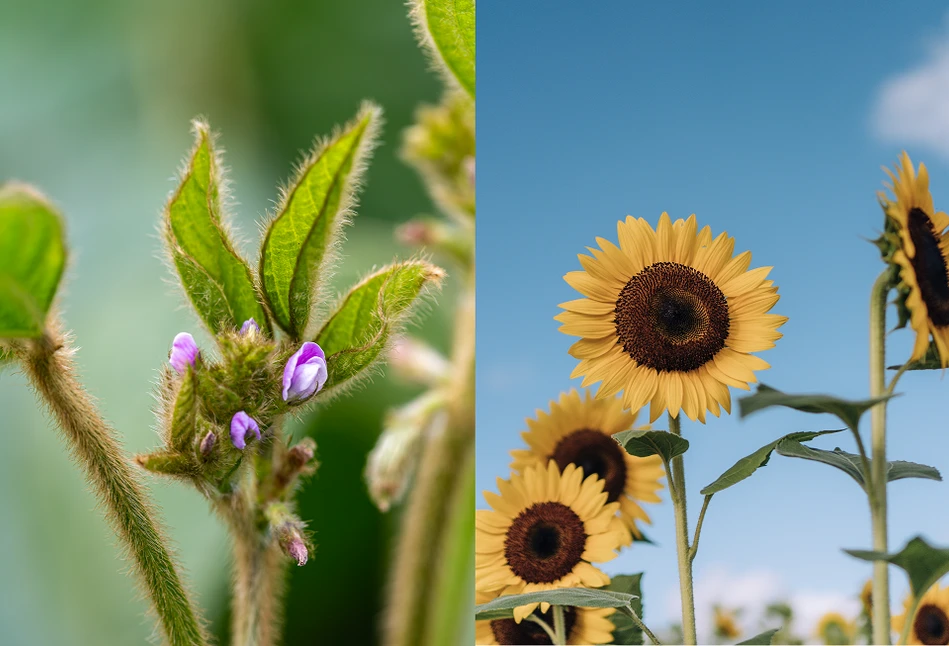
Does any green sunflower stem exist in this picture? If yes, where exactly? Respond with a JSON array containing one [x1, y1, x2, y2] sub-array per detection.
[[668, 414, 698, 645], [552, 605, 567, 645], [869, 270, 891, 646]]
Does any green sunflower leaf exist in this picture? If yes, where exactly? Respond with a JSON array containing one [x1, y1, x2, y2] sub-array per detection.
[[739, 384, 894, 431], [164, 121, 270, 337], [846, 536, 949, 599], [316, 260, 444, 392], [474, 587, 640, 622], [888, 340, 943, 371], [0, 183, 66, 338], [607, 574, 644, 646], [410, 0, 475, 96], [738, 629, 780, 645], [700, 429, 845, 495], [614, 429, 689, 463], [260, 103, 381, 339], [775, 441, 942, 491]]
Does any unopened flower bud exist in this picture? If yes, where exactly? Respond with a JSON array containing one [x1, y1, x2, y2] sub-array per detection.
[[389, 337, 450, 386], [240, 318, 260, 336], [169, 332, 199, 373], [286, 536, 308, 567], [229, 411, 260, 450], [282, 342, 327, 404], [199, 431, 216, 457]]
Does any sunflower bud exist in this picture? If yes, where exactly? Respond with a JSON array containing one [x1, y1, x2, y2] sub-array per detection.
[[169, 332, 199, 373], [229, 411, 260, 450], [388, 337, 450, 386], [282, 342, 328, 404]]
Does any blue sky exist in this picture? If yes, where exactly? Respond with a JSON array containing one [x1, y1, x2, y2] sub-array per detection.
[[477, 1, 949, 636]]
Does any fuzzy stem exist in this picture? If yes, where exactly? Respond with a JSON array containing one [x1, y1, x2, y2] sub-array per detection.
[[688, 494, 712, 563], [668, 414, 697, 645], [230, 526, 286, 646], [383, 274, 475, 646], [630, 611, 663, 645], [870, 271, 891, 645], [526, 615, 558, 644], [19, 326, 207, 646], [552, 605, 567, 645]]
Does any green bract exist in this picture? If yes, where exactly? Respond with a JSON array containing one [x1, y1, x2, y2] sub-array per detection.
[[164, 123, 270, 337], [260, 103, 381, 339], [0, 183, 66, 337]]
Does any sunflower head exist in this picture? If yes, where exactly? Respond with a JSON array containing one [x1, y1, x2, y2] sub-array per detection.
[[474, 590, 616, 646], [475, 461, 625, 622], [713, 606, 741, 640], [879, 152, 949, 368], [816, 612, 855, 645], [895, 583, 949, 645], [556, 213, 786, 423], [509, 389, 664, 546]]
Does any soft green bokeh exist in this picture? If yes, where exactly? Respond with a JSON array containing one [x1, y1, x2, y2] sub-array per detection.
[[0, 1, 447, 644]]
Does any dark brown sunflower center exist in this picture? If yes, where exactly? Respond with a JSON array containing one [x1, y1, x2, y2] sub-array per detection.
[[915, 604, 949, 645], [908, 207, 949, 327], [490, 607, 578, 645], [504, 501, 587, 584], [614, 262, 730, 372], [551, 429, 627, 502]]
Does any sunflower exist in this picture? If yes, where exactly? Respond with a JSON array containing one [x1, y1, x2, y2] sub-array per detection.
[[476, 461, 625, 622], [713, 606, 741, 641], [860, 579, 873, 616], [509, 389, 664, 545], [556, 213, 786, 423], [881, 152, 949, 367], [475, 588, 615, 646], [894, 583, 949, 645], [816, 612, 855, 645]]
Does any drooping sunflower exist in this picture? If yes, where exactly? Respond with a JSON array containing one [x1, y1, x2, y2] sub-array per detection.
[[509, 389, 664, 545], [475, 588, 615, 646], [816, 612, 855, 645], [880, 152, 949, 367], [556, 213, 786, 423], [476, 461, 625, 622], [894, 583, 949, 645]]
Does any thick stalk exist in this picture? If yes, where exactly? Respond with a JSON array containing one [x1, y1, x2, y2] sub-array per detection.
[[870, 271, 891, 645], [552, 605, 567, 645], [383, 273, 475, 646], [229, 526, 286, 646], [668, 414, 697, 645], [19, 326, 207, 646]]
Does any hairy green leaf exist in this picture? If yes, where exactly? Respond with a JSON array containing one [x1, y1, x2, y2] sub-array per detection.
[[776, 441, 941, 490], [0, 183, 66, 337], [888, 340, 944, 371], [316, 260, 443, 391], [607, 574, 643, 646], [700, 429, 845, 495], [614, 429, 689, 463], [474, 588, 639, 621], [260, 103, 381, 338], [411, 0, 475, 96], [164, 122, 269, 336], [739, 384, 893, 431], [738, 629, 780, 645], [846, 536, 949, 599], [135, 450, 198, 478]]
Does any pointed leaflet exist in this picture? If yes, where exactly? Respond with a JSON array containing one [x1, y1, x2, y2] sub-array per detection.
[[0, 183, 66, 337], [700, 429, 845, 495], [775, 440, 941, 491], [739, 384, 893, 431], [260, 103, 381, 339], [316, 260, 444, 391], [164, 122, 269, 336], [410, 0, 475, 97], [847, 536, 949, 600], [738, 630, 780, 645]]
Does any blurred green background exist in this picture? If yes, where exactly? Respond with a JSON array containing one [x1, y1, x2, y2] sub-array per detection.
[[0, 0, 454, 643]]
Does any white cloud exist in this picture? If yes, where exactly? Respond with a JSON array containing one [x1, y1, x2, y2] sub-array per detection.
[[872, 19, 949, 158], [657, 564, 863, 643]]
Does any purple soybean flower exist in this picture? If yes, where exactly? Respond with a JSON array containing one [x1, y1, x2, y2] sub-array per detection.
[[240, 318, 260, 335], [282, 342, 327, 404], [169, 332, 199, 373], [230, 411, 260, 450]]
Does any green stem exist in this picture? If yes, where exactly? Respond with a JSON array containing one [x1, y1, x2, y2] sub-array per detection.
[[688, 495, 712, 563], [19, 326, 207, 646], [668, 414, 697, 645], [870, 271, 891, 646], [383, 275, 475, 646], [229, 525, 285, 646], [628, 609, 663, 645], [552, 605, 567, 645], [526, 615, 558, 644]]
